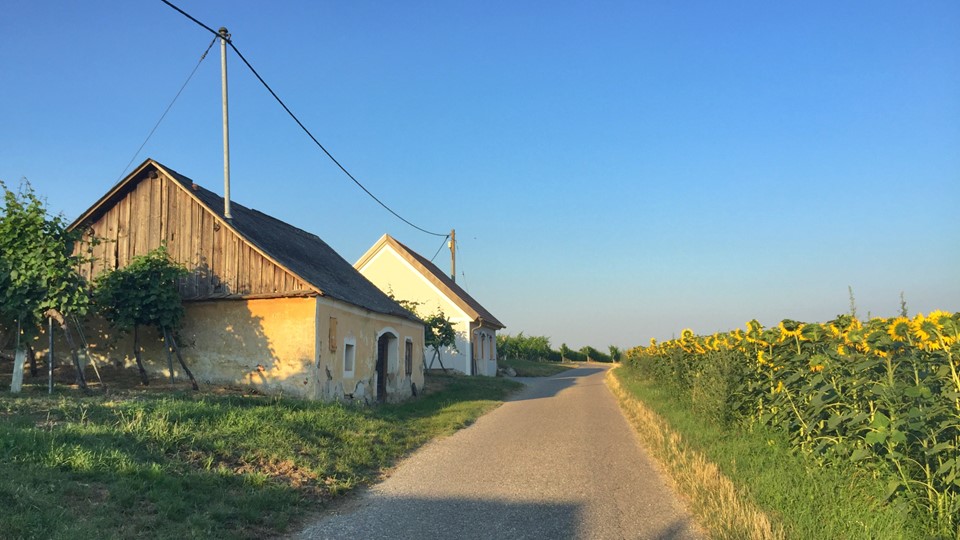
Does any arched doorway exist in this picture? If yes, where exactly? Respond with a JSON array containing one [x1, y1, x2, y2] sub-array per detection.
[[376, 331, 397, 402]]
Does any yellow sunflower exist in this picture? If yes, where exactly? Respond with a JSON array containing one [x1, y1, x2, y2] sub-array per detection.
[[927, 310, 951, 326], [887, 317, 911, 343], [778, 320, 804, 340], [910, 314, 942, 348]]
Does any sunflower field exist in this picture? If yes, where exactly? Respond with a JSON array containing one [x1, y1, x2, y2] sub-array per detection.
[[625, 311, 960, 538]]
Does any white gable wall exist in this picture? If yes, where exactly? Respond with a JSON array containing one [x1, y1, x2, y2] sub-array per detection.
[[358, 247, 479, 375]]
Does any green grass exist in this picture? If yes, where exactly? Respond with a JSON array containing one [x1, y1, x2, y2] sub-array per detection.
[[0, 372, 523, 539], [613, 366, 927, 540], [498, 357, 576, 377]]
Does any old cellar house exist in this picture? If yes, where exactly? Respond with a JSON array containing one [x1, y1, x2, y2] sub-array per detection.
[[67, 159, 424, 402]]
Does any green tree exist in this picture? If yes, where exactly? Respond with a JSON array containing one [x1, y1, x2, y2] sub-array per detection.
[[497, 333, 559, 362], [422, 310, 458, 370], [0, 180, 92, 389], [579, 345, 611, 363], [384, 291, 458, 371], [608, 345, 621, 363], [93, 245, 196, 388]]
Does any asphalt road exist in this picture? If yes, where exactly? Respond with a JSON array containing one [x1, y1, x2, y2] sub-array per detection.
[[297, 365, 704, 540]]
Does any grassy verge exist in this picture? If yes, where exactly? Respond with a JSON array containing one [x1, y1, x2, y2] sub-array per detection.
[[609, 365, 924, 540], [498, 357, 575, 377], [0, 372, 523, 539]]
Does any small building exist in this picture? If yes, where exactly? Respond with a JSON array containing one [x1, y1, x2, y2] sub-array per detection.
[[354, 234, 504, 376], [69, 159, 424, 402]]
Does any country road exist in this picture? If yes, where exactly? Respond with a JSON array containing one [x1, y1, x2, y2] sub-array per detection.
[[297, 365, 704, 540]]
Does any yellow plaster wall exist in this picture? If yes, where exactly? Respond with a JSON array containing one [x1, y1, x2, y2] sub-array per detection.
[[179, 297, 317, 396], [28, 295, 425, 402], [61, 297, 318, 398], [314, 297, 425, 403]]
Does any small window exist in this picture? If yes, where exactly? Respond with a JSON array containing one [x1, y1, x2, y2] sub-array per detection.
[[343, 338, 356, 378], [405, 339, 413, 376]]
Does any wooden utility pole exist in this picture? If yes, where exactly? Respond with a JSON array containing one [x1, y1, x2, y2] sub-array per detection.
[[449, 229, 456, 282]]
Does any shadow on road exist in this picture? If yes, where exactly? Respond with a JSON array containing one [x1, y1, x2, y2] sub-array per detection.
[[299, 494, 701, 539], [299, 496, 582, 539], [507, 366, 609, 402]]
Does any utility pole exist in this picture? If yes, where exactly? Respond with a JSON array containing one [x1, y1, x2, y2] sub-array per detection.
[[449, 229, 456, 282], [219, 26, 233, 220]]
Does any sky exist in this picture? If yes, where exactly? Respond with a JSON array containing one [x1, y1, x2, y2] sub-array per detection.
[[1, 1, 958, 349]]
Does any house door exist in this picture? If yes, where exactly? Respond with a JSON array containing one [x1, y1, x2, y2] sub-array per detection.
[[376, 333, 391, 402]]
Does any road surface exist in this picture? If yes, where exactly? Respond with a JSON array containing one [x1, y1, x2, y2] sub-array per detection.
[[297, 365, 703, 539]]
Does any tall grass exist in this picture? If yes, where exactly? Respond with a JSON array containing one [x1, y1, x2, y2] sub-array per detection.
[[613, 364, 928, 539]]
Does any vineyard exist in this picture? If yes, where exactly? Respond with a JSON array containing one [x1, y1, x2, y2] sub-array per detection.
[[625, 311, 960, 538]]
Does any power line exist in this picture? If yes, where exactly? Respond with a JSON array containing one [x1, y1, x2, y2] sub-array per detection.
[[115, 36, 217, 185], [158, 0, 448, 238], [429, 234, 450, 263]]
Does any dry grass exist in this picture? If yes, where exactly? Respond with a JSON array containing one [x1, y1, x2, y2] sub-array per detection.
[[606, 367, 784, 540]]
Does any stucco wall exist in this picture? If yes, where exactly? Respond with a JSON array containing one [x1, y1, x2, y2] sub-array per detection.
[[75, 297, 318, 398], [313, 296, 425, 403], [359, 248, 464, 319], [45, 296, 424, 402], [358, 248, 482, 376]]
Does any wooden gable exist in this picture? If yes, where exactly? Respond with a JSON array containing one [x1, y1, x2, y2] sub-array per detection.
[[74, 163, 314, 300]]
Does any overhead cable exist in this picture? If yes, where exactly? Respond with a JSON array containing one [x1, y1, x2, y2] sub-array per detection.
[[429, 234, 450, 263], [158, 0, 448, 238], [115, 36, 217, 184]]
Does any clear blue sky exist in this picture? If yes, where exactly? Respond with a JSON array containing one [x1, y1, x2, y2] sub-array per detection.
[[2, 1, 958, 349]]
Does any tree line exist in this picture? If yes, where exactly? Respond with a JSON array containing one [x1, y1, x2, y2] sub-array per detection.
[[496, 332, 621, 363]]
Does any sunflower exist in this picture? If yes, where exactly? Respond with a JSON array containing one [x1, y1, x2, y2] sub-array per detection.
[[887, 317, 911, 343], [927, 310, 951, 326], [911, 314, 942, 348], [757, 350, 768, 366], [680, 328, 695, 341], [846, 318, 863, 332], [778, 320, 805, 343]]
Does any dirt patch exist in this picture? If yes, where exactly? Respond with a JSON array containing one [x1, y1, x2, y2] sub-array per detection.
[[184, 450, 331, 500]]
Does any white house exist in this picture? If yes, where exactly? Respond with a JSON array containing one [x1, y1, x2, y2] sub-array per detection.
[[355, 234, 505, 376]]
